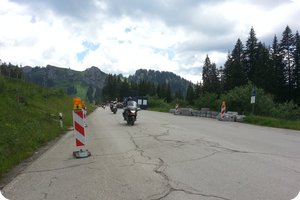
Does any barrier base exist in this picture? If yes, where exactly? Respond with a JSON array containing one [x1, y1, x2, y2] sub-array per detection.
[[73, 149, 91, 158]]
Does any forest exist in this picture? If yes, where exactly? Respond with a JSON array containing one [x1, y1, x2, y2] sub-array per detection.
[[1, 25, 299, 119], [101, 25, 300, 119]]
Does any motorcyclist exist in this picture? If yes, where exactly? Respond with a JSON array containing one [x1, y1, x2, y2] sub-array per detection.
[[123, 96, 132, 119], [123, 96, 132, 107], [123, 96, 137, 120]]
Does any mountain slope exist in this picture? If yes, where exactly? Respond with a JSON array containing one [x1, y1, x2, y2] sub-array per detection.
[[128, 69, 191, 96], [22, 65, 107, 100], [0, 76, 74, 178], [22, 66, 192, 100]]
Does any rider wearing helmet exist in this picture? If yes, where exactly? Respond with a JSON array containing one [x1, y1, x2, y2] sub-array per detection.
[[123, 96, 133, 119]]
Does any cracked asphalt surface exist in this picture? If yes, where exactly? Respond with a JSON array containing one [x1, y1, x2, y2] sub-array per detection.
[[2, 108, 300, 200]]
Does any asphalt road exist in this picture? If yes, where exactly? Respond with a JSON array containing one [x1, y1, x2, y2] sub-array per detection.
[[2, 108, 300, 200]]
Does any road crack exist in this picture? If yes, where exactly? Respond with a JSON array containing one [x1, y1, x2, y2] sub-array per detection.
[[128, 131, 152, 161], [150, 158, 231, 200], [25, 161, 95, 173], [171, 150, 221, 164], [196, 138, 300, 160]]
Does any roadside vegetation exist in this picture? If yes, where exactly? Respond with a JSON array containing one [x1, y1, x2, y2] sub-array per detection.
[[147, 83, 300, 130], [101, 25, 300, 130], [0, 76, 96, 178], [1, 24, 300, 178], [244, 115, 300, 130]]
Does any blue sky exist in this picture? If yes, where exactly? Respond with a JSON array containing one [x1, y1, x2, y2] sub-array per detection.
[[77, 41, 100, 62], [0, 0, 300, 83]]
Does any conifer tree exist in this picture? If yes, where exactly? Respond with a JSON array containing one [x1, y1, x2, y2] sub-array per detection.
[[202, 55, 220, 93], [255, 42, 274, 94], [271, 35, 286, 102], [280, 25, 295, 100], [186, 83, 195, 105], [294, 31, 300, 104], [223, 39, 247, 91], [244, 27, 258, 82], [166, 83, 172, 103]]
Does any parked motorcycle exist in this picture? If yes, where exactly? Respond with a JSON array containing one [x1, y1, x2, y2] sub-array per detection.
[[123, 100, 139, 125]]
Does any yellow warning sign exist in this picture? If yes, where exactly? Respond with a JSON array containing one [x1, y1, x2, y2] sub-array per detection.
[[73, 97, 82, 110]]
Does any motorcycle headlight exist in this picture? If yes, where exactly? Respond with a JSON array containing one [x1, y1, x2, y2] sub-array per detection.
[[130, 110, 136, 114]]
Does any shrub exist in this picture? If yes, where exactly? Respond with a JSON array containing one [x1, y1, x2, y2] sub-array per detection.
[[270, 101, 300, 120], [220, 83, 275, 115], [194, 93, 220, 111]]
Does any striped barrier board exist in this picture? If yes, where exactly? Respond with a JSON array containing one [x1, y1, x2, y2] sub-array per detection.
[[72, 109, 91, 158], [73, 109, 86, 147]]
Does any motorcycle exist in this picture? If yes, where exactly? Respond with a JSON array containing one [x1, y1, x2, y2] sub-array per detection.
[[123, 100, 139, 125], [110, 101, 117, 114]]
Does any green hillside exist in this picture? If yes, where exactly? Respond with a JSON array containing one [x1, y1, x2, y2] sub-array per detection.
[[22, 65, 107, 102], [0, 76, 94, 178]]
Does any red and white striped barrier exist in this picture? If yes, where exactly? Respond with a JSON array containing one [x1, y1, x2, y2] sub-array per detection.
[[72, 97, 91, 158], [73, 109, 86, 147], [220, 101, 226, 120]]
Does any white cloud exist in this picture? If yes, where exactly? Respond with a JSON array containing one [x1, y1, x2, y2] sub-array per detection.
[[0, 0, 300, 83]]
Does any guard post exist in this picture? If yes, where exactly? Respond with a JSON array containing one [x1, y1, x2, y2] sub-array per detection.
[[59, 112, 63, 128], [72, 97, 91, 158], [220, 101, 226, 120], [82, 101, 87, 127]]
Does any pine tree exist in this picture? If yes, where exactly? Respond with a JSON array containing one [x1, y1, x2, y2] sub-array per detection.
[[138, 80, 147, 96], [294, 31, 300, 104], [174, 90, 183, 100], [186, 83, 194, 105], [194, 82, 203, 99], [255, 42, 274, 94], [166, 83, 172, 103], [120, 78, 130, 100], [223, 39, 247, 91], [280, 25, 296, 100], [271, 35, 287, 102], [202, 55, 220, 93], [244, 27, 258, 82]]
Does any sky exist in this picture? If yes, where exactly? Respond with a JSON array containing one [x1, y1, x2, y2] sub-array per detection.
[[0, 0, 300, 83]]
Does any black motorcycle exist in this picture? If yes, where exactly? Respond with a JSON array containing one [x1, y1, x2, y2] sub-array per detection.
[[123, 100, 139, 125], [110, 101, 117, 114]]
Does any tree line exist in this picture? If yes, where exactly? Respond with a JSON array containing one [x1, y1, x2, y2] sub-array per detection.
[[99, 74, 175, 104], [197, 25, 300, 105], [99, 25, 300, 118], [0, 61, 23, 79], [100, 25, 300, 109]]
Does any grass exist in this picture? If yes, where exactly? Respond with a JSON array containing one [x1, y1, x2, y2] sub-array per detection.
[[146, 95, 300, 131], [74, 82, 88, 100], [147, 96, 173, 112], [0, 76, 96, 178], [244, 115, 300, 130]]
